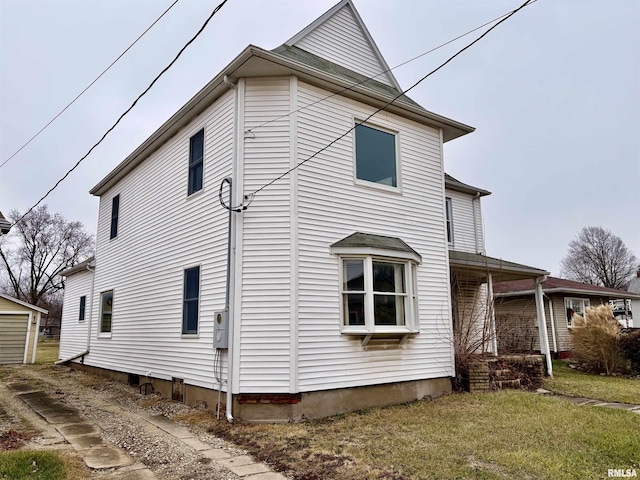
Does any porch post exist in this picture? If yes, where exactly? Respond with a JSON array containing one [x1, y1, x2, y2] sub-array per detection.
[[534, 276, 553, 376], [487, 272, 498, 355]]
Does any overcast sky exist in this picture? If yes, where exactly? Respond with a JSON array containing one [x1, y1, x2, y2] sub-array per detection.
[[1, 0, 638, 276]]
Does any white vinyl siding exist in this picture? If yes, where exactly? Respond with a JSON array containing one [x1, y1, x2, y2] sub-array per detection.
[[87, 90, 234, 389], [445, 189, 484, 254], [295, 81, 453, 391], [59, 269, 93, 360], [294, 4, 395, 87], [239, 77, 292, 392]]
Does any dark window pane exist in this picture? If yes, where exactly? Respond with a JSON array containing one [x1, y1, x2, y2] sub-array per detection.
[[355, 124, 396, 187], [344, 293, 365, 326], [374, 295, 405, 326], [373, 262, 404, 293], [110, 195, 120, 239], [79, 296, 86, 321], [188, 130, 204, 195], [183, 267, 200, 333], [189, 130, 204, 165], [184, 267, 200, 299], [343, 260, 364, 291], [184, 300, 198, 333], [100, 291, 113, 333]]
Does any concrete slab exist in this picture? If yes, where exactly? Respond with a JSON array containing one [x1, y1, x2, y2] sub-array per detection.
[[219, 455, 255, 468], [57, 422, 101, 437], [200, 448, 232, 460], [244, 472, 289, 480], [226, 462, 270, 477], [16, 391, 49, 400], [40, 412, 84, 425], [83, 445, 135, 470], [106, 468, 157, 480], [65, 434, 104, 450], [144, 414, 193, 439], [181, 436, 212, 451]]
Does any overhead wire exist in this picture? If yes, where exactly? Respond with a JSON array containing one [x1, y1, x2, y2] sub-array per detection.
[[245, 0, 538, 135], [11, 0, 230, 228], [228, 0, 534, 211], [0, 0, 181, 169]]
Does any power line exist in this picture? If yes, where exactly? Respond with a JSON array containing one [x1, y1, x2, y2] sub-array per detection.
[[236, 0, 534, 209], [245, 0, 537, 135], [0, 0, 181, 170], [11, 0, 230, 228]]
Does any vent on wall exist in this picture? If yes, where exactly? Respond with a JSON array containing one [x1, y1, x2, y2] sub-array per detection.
[[172, 377, 184, 402]]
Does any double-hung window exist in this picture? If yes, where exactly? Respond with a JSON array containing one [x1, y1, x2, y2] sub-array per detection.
[[100, 291, 113, 334], [354, 123, 398, 188], [565, 297, 589, 328], [445, 197, 454, 244], [110, 195, 120, 239], [79, 295, 86, 322], [182, 266, 200, 334], [188, 130, 204, 195]]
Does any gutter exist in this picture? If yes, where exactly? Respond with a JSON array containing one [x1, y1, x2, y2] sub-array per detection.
[[495, 287, 640, 300]]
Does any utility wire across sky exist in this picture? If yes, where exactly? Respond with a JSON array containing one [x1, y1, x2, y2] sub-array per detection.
[[0, 0, 181, 170]]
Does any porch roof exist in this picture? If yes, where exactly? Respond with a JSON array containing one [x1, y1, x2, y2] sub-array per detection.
[[448, 250, 549, 282]]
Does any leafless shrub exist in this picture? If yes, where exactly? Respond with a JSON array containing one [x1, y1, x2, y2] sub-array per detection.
[[570, 304, 626, 375], [495, 313, 537, 354]]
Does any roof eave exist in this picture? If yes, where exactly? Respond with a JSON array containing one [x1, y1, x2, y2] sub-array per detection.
[[495, 287, 640, 300]]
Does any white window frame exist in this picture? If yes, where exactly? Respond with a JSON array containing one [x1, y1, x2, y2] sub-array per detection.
[[99, 290, 113, 337], [564, 297, 590, 328], [353, 120, 401, 193], [445, 197, 454, 245], [336, 252, 419, 335]]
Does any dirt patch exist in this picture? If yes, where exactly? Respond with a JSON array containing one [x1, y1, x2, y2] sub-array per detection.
[[0, 428, 32, 451]]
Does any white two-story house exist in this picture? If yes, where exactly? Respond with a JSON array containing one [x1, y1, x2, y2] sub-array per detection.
[[60, 0, 551, 422]]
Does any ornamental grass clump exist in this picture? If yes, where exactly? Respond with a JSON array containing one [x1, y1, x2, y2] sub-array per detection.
[[570, 304, 626, 375]]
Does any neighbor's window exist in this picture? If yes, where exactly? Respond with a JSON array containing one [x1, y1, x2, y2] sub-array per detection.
[[110, 194, 120, 239], [445, 197, 454, 244], [182, 266, 200, 334], [565, 297, 589, 328], [79, 295, 86, 322], [100, 291, 113, 334], [188, 129, 204, 195], [355, 124, 397, 187], [341, 257, 417, 332]]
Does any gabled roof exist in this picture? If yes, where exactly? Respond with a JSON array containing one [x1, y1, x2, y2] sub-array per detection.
[[444, 174, 491, 197], [331, 232, 422, 263], [449, 250, 548, 282], [60, 256, 95, 277], [0, 293, 49, 314], [285, 0, 400, 90], [494, 276, 640, 300]]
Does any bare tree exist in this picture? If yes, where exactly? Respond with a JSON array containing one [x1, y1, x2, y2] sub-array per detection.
[[0, 206, 94, 307], [560, 226, 637, 290]]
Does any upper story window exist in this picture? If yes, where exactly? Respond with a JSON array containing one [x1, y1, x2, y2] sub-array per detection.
[[354, 124, 397, 188], [110, 195, 120, 239], [100, 290, 113, 334], [182, 266, 200, 334], [188, 129, 204, 195], [565, 297, 589, 328], [331, 232, 420, 335], [79, 295, 86, 322], [445, 197, 454, 244]]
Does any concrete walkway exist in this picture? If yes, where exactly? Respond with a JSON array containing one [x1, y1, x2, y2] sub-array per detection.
[[536, 388, 640, 414], [8, 381, 287, 480]]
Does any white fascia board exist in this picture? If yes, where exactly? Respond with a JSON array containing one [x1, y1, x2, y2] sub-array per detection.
[[0, 293, 49, 314], [495, 288, 640, 300]]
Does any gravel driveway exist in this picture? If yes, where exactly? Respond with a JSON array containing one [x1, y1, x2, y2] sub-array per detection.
[[0, 364, 266, 480]]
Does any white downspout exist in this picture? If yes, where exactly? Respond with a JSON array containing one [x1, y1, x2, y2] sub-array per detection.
[[23, 312, 33, 364], [534, 276, 553, 376], [31, 312, 41, 363]]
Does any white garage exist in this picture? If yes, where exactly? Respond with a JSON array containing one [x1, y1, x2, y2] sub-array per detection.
[[0, 293, 48, 364]]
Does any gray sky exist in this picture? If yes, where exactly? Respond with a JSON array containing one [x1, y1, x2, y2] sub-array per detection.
[[1, 0, 638, 276]]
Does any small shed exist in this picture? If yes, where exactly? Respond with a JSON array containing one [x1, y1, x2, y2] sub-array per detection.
[[0, 293, 48, 364]]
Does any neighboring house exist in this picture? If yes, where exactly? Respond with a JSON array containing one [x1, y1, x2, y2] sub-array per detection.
[[60, 0, 550, 421], [627, 269, 640, 322], [0, 293, 48, 364], [494, 276, 640, 356], [0, 211, 11, 235]]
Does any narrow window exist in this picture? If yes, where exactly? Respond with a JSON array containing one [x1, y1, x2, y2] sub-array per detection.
[[110, 195, 120, 239], [343, 259, 366, 326], [355, 124, 397, 187], [100, 291, 113, 333], [188, 130, 204, 195], [79, 295, 86, 322], [183, 266, 200, 334], [372, 261, 406, 326], [445, 197, 454, 244]]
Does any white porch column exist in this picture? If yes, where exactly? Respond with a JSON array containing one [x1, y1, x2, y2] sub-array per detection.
[[487, 273, 498, 355], [535, 277, 553, 376], [31, 312, 42, 364]]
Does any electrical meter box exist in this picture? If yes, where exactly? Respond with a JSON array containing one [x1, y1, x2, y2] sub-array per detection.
[[214, 310, 229, 349]]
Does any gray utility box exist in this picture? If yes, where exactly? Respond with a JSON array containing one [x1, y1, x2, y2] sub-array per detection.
[[214, 309, 229, 349]]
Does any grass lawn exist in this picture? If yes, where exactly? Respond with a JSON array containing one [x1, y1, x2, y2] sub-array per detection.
[[181, 390, 640, 480], [544, 360, 640, 405], [0, 450, 86, 480], [35, 340, 60, 365]]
